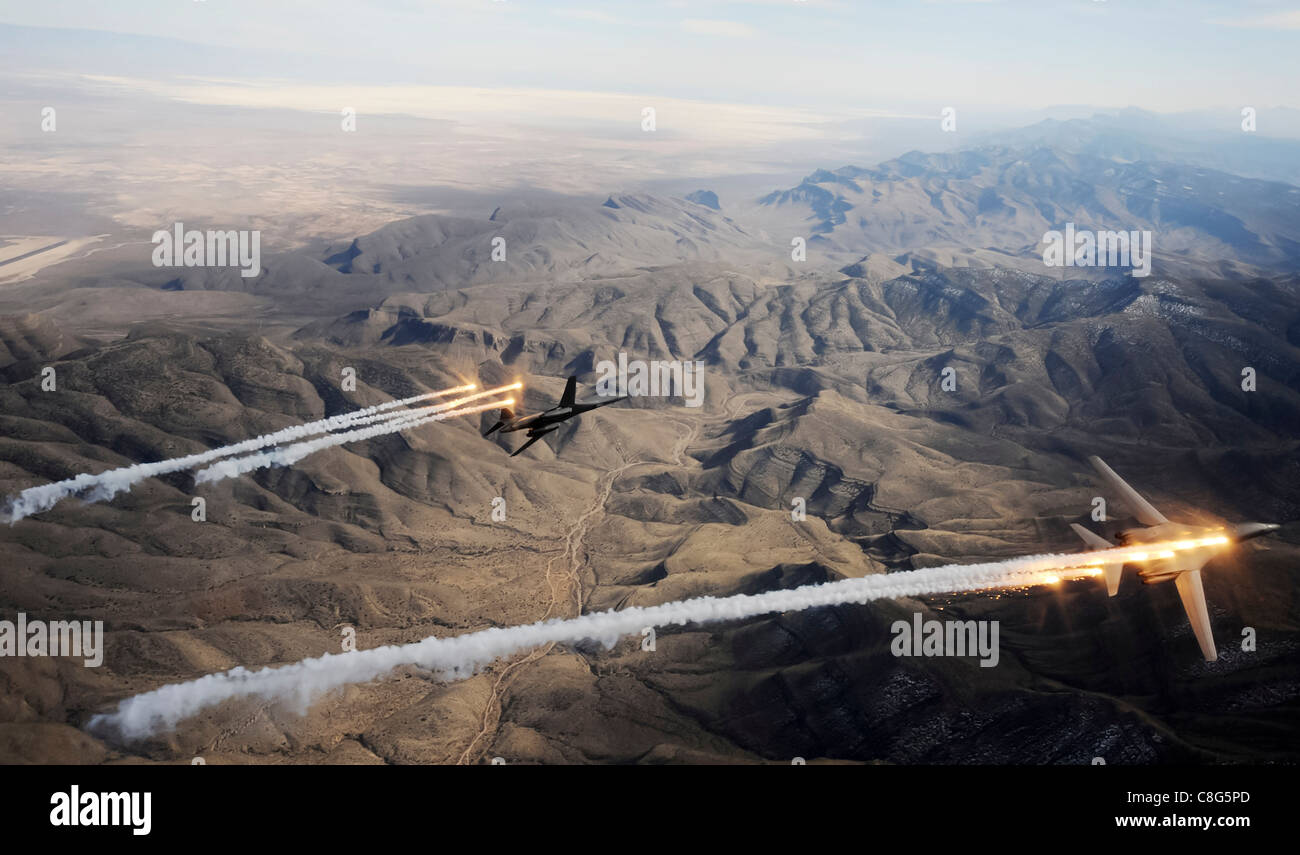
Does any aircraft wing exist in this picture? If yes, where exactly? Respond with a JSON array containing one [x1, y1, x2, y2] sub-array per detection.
[[510, 425, 558, 457], [1088, 456, 1169, 526], [483, 406, 516, 436], [1173, 569, 1218, 662]]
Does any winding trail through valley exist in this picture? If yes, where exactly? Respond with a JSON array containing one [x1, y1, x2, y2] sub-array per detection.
[[456, 409, 703, 764]]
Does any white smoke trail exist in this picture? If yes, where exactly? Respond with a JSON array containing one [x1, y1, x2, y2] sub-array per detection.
[[194, 396, 514, 485], [2, 384, 477, 523], [89, 543, 1170, 741]]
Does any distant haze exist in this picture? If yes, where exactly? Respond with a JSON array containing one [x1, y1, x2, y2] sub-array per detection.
[[1, 1, 1298, 111]]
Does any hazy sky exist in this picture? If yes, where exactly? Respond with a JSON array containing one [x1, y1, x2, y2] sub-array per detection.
[[2, 0, 1297, 112], [2, 0, 1297, 242]]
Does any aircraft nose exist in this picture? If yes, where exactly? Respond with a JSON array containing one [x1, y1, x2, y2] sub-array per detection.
[[1234, 522, 1281, 541]]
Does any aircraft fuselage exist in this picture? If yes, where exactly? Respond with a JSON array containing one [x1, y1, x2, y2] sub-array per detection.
[[498, 404, 597, 435], [1115, 522, 1227, 584]]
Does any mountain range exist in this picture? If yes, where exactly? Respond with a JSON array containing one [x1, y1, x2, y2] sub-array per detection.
[[2, 137, 1298, 764]]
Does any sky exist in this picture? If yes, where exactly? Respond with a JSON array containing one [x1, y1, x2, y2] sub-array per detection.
[[0, 0, 1297, 112], [2, 0, 1298, 243]]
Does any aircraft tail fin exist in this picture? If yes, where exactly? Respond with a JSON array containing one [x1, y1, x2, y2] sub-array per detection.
[[560, 376, 577, 408], [1070, 523, 1123, 596]]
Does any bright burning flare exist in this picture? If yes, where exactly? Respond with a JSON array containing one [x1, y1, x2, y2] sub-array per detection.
[[1016, 532, 1240, 593]]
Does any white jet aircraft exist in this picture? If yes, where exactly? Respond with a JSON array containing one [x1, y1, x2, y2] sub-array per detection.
[[1070, 456, 1279, 661]]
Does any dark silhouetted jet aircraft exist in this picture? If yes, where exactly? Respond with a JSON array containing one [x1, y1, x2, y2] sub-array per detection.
[[484, 376, 626, 457]]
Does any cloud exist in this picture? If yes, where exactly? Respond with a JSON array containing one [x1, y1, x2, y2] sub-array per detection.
[[76, 75, 835, 146], [680, 18, 756, 38]]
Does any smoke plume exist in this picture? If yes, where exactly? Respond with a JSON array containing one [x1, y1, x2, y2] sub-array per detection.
[[3, 384, 479, 522], [194, 397, 513, 484], [89, 546, 1138, 741]]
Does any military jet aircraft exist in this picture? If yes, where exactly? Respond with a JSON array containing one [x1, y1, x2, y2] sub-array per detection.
[[483, 376, 626, 457], [1071, 455, 1280, 661]]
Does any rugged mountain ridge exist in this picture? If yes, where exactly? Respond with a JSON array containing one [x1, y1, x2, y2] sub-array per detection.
[[759, 146, 1300, 273]]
